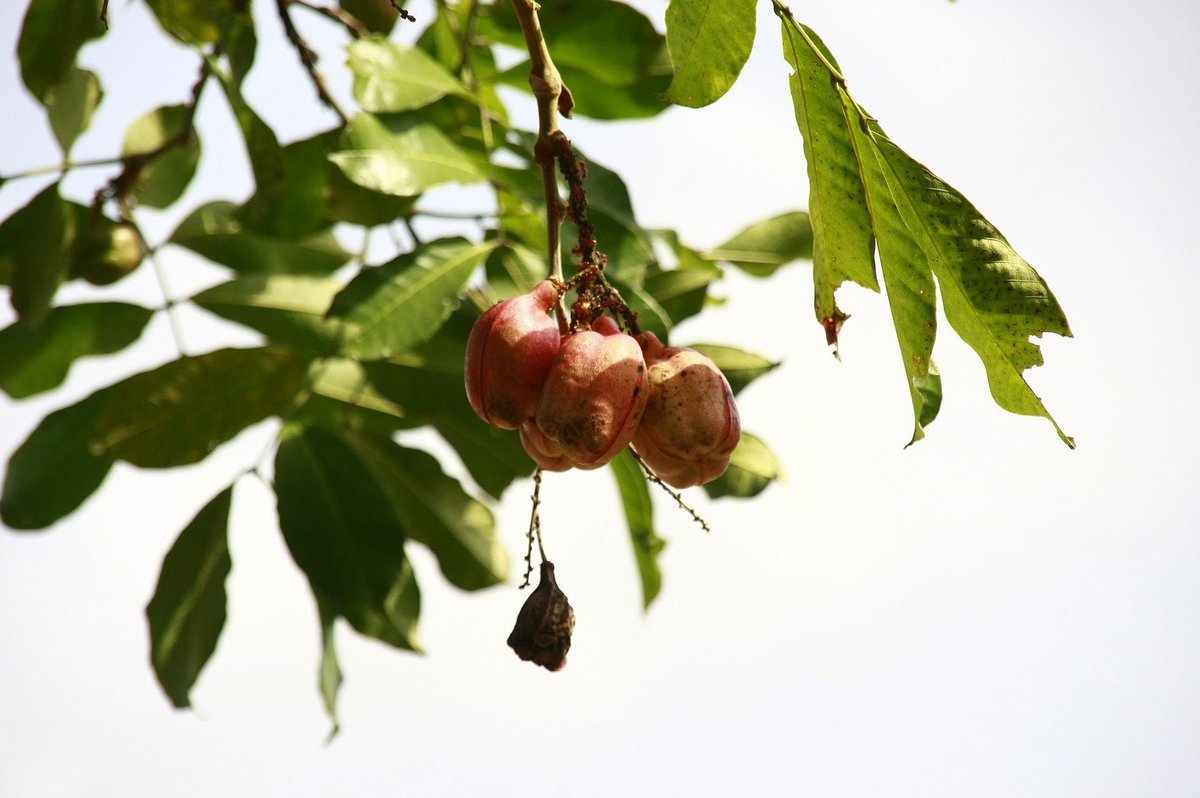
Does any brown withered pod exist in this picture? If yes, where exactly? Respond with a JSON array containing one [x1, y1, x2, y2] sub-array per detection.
[[507, 561, 575, 671]]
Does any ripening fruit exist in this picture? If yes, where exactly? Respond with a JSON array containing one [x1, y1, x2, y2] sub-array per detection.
[[465, 280, 562, 430], [632, 332, 740, 488], [75, 221, 146, 286], [527, 316, 648, 470]]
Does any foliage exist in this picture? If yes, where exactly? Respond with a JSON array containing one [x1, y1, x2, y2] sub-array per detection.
[[0, 0, 1071, 729]]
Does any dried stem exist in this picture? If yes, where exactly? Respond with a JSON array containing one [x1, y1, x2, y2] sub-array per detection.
[[629, 449, 711, 533], [276, 0, 350, 125], [520, 469, 547, 588], [508, 0, 573, 333]]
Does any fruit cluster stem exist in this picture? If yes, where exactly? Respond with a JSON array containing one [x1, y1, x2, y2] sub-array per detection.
[[508, 0, 573, 333]]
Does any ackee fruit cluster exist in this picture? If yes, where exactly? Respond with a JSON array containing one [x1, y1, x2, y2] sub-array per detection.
[[465, 280, 741, 487]]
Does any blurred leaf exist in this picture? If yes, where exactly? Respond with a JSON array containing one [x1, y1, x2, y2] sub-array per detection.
[[122, 104, 201, 209], [781, 20, 879, 340], [0, 387, 115, 530], [326, 161, 416, 227], [44, 67, 102, 155], [665, 0, 756, 107], [192, 274, 349, 353], [643, 254, 721, 327], [485, 241, 545, 300], [340, 0, 399, 34], [706, 211, 813, 277], [275, 425, 421, 651], [238, 128, 334, 237], [17, 0, 103, 101], [2, 181, 73, 326], [485, 0, 671, 119], [0, 302, 153, 399], [91, 347, 310, 468], [687, 344, 779, 396], [610, 450, 666, 609], [145, 485, 233, 709], [316, 598, 342, 739], [703, 432, 784, 499], [170, 201, 350, 275], [304, 358, 416, 433], [330, 112, 485, 197], [347, 432, 508, 591], [348, 37, 470, 113], [330, 237, 494, 359]]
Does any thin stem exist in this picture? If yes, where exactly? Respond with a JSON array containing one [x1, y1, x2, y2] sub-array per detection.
[[629, 449, 711, 533], [100, 0, 111, 28], [148, 247, 189, 357], [276, 0, 350, 125], [0, 156, 124, 184], [508, 0, 572, 333], [520, 468, 546, 588]]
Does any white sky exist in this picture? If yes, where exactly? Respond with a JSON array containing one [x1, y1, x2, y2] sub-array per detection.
[[2, 1, 1198, 795]]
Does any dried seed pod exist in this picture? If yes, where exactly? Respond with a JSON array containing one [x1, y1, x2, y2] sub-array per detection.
[[531, 316, 648, 470], [464, 280, 561, 430], [633, 331, 741, 488], [507, 561, 575, 671]]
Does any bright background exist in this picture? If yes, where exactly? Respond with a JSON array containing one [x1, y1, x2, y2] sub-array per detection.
[[2, 1, 1198, 795]]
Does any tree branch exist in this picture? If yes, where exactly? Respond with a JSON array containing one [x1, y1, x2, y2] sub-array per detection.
[[508, 0, 573, 333], [276, 0, 350, 125]]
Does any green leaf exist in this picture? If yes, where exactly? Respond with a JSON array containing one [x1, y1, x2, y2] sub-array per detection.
[[275, 426, 421, 651], [610, 450, 666, 609], [484, 241, 545, 300], [17, 0, 103, 101], [346, 433, 508, 591], [316, 598, 343, 739], [0, 387, 115, 530], [703, 432, 784, 499], [868, 122, 1073, 446], [688, 344, 779, 396], [330, 112, 485, 197], [780, 19, 879, 343], [348, 36, 470, 113], [643, 253, 722, 327], [2, 182, 73, 326], [664, 0, 756, 107], [170, 201, 350, 275], [44, 67, 103, 155], [330, 238, 494, 358], [145, 485, 233, 709], [485, 0, 672, 120], [91, 347, 311, 468], [238, 128, 335, 238], [842, 94, 941, 443], [706, 211, 813, 277], [122, 104, 201, 209], [0, 302, 153, 399], [303, 358, 416, 434], [191, 274, 349, 353]]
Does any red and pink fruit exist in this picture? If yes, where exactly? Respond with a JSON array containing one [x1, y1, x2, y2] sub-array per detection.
[[632, 332, 740, 488], [525, 316, 648, 470], [465, 280, 561, 430]]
